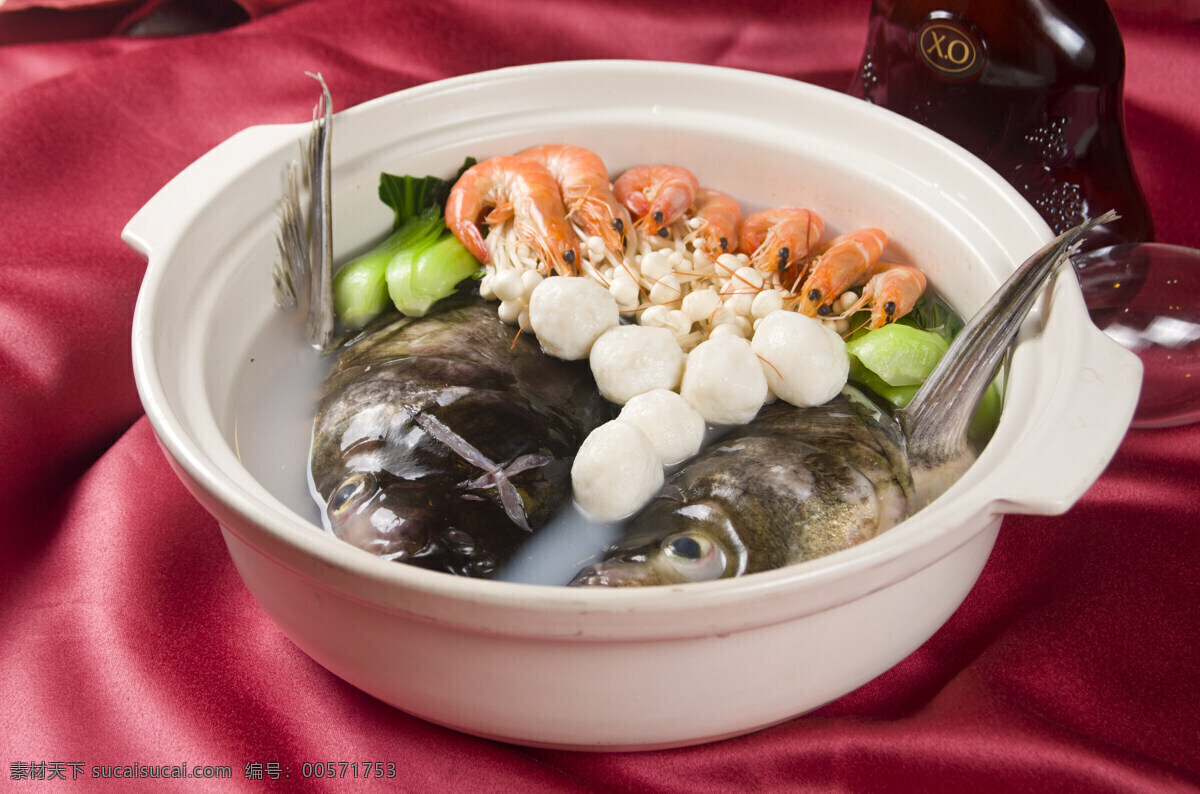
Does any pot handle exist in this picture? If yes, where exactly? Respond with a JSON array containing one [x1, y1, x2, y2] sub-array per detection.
[[989, 324, 1141, 515], [121, 123, 303, 259]]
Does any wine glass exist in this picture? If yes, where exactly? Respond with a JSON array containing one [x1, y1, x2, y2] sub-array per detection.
[[1072, 243, 1200, 428]]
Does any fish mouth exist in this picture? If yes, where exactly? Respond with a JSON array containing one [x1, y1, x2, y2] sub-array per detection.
[[568, 559, 663, 587]]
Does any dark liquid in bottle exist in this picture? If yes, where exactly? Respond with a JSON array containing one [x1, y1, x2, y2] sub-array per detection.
[[849, 0, 1153, 249]]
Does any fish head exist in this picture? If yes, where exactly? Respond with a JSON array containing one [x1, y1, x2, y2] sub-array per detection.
[[322, 471, 438, 563], [569, 500, 747, 587]]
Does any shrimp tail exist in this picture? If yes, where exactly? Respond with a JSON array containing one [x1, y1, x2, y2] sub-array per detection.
[[448, 217, 491, 264]]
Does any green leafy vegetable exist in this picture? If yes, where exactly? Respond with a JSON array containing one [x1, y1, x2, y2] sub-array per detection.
[[333, 161, 482, 328], [386, 232, 481, 317], [847, 322, 1002, 443], [332, 256, 391, 330], [378, 157, 476, 230], [901, 291, 964, 342], [848, 364, 920, 409], [845, 323, 949, 387], [968, 380, 1003, 445], [332, 207, 446, 329]]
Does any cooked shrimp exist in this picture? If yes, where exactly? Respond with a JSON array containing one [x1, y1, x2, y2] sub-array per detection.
[[613, 165, 699, 238], [838, 261, 928, 328], [516, 144, 633, 259], [792, 228, 888, 317], [445, 155, 579, 276], [738, 207, 825, 286], [691, 188, 743, 258]]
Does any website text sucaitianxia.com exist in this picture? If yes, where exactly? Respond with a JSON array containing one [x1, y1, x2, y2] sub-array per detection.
[[10, 760, 400, 782]]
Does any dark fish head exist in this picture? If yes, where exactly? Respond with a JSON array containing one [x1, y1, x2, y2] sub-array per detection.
[[569, 500, 746, 587]]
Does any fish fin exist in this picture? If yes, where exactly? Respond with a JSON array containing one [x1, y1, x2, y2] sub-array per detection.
[[305, 72, 336, 352], [271, 159, 307, 310], [271, 73, 336, 353], [900, 210, 1119, 509]]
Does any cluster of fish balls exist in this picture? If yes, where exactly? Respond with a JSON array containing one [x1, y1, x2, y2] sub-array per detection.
[[525, 275, 850, 522]]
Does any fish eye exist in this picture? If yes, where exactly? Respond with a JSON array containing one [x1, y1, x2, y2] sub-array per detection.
[[661, 532, 727, 582], [327, 472, 375, 520]]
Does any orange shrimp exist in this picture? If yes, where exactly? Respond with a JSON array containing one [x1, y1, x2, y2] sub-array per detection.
[[516, 144, 632, 257], [612, 165, 699, 238], [839, 261, 928, 328], [793, 228, 888, 317], [691, 188, 743, 258], [738, 207, 825, 286], [445, 155, 579, 276]]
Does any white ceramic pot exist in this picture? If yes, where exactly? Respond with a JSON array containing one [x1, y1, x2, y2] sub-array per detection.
[[125, 61, 1140, 750]]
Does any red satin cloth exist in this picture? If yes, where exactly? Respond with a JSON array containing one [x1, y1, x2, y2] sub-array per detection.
[[2, 1, 1198, 791]]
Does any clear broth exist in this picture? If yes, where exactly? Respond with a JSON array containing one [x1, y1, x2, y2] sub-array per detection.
[[232, 289, 974, 587]]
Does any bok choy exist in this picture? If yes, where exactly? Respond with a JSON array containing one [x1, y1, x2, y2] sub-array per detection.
[[332, 158, 480, 328]]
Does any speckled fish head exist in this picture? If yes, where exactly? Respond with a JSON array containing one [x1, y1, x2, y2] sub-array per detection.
[[569, 498, 748, 587]]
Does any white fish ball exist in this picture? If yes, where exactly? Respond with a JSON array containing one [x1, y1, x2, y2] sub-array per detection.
[[619, 389, 706, 465], [571, 420, 665, 521], [492, 269, 525, 303], [528, 276, 619, 360], [682, 287, 720, 322], [751, 309, 849, 407], [680, 335, 768, 425], [589, 325, 685, 404]]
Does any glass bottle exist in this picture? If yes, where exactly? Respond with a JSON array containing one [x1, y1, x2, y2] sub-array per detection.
[[848, 0, 1154, 250]]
